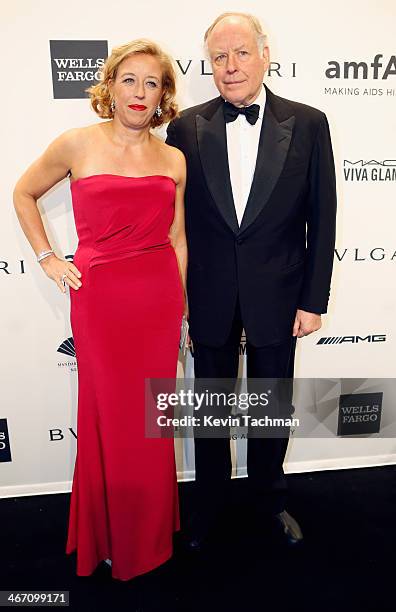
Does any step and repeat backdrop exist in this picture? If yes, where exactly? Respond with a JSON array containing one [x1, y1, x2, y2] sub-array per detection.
[[1, 0, 395, 496]]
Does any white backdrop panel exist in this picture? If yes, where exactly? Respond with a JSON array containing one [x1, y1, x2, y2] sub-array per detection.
[[1, 0, 395, 497]]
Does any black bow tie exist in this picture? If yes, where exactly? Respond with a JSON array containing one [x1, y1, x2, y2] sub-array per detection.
[[223, 101, 260, 125]]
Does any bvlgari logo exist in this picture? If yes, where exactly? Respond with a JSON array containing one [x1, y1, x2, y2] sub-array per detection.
[[49, 428, 77, 442], [0, 259, 26, 275], [174, 60, 297, 78], [57, 337, 77, 372], [343, 160, 396, 182], [325, 55, 396, 80], [335, 248, 396, 262], [50, 40, 108, 99], [0, 255, 74, 276]]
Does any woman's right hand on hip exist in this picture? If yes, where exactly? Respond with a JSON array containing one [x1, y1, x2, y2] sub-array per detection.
[[40, 255, 82, 293]]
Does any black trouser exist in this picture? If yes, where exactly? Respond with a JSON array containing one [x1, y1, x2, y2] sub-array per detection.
[[192, 296, 297, 522]]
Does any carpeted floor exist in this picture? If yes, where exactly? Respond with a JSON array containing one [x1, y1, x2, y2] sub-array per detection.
[[1, 466, 395, 611]]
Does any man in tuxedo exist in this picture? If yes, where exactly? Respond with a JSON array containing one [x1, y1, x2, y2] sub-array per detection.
[[166, 12, 336, 549]]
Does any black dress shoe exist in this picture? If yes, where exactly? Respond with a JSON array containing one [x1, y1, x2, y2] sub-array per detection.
[[273, 510, 303, 546], [182, 512, 212, 553], [184, 534, 207, 553]]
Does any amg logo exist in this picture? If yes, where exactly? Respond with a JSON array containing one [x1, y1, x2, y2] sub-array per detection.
[[325, 54, 396, 79], [317, 335, 386, 345]]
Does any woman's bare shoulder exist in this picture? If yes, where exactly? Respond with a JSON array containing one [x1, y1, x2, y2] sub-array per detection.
[[159, 139, 185, 185], [54, 122, 109, 150], [158, 137, 185, 166]]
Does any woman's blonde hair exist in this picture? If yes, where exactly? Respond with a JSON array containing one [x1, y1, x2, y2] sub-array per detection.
[[87, 39, 178, 128]]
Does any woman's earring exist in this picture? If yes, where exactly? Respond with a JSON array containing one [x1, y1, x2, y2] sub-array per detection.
[[110, 99, 115, 113], [155, 105, 162, 117]]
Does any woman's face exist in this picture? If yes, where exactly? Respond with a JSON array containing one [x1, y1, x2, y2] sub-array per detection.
[[110, 53, 163, 128]]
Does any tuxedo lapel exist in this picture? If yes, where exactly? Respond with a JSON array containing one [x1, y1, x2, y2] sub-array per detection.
[[196, 99, 239, 234], [239, 91, 295, 233]]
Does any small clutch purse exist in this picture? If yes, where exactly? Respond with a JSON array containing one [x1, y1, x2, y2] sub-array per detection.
[[179, 314, 189, 355]]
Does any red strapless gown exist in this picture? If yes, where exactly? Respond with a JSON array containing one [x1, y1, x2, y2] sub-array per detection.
[[65, 174, 184, 581]]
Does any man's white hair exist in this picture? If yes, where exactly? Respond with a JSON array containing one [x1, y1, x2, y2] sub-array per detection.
[[204, 12, 268, 57]]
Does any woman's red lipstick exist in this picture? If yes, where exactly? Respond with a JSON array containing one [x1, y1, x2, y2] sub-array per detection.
[[128, 104, 147, 111]]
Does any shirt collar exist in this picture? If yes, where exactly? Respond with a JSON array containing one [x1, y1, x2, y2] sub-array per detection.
[[223, 84, 266, 119], [254, 84, 266, 119]]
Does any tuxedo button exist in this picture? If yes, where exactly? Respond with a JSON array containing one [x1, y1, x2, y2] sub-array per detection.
[[236, 237, 244, 245]]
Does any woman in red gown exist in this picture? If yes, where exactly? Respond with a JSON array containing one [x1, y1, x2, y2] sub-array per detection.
[[13, 39, 187, 581]]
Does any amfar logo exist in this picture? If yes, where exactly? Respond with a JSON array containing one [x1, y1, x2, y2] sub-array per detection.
[[317, 335, 386, 345], [337, 392, 383, 436], [50, 40, 108, 99], [57, 337, 77, 372], [325, 55, 396, 79], [344, 160, 396, 182], [0, 419, 12, 463]]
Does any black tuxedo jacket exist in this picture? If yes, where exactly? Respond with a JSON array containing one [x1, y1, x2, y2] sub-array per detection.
[[166, 85, 337, 347]]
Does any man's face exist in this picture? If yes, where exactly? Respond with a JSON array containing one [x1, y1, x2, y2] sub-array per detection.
[[207, 17, 269, 107]]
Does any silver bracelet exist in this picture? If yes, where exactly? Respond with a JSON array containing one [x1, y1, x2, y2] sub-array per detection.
[[37, 249, 54, 263]]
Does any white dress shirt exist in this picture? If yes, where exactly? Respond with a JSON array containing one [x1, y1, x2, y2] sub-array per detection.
[[225, 85, 267, 226]]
